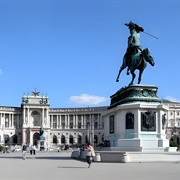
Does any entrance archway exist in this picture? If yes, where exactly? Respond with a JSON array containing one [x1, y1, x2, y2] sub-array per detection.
[[12, 134, 18, 144], [33, 132, 39, 146]]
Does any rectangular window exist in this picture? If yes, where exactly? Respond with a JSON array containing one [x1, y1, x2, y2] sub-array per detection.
[[53, 121, 57, 128], [109, 115, 114, 134], [78, 122, 81, 129], [94, 122, 98, 129], [70, 123, 73, 129]]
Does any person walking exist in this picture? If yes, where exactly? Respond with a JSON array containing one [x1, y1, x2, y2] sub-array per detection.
[[86, 142, 95, 168], [22, 143, 27, 160]]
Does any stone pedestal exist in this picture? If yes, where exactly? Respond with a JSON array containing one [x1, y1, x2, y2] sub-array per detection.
[[38, 140, 45, 151], [109, 84, 161, 109], [104, 84, 173, 152]]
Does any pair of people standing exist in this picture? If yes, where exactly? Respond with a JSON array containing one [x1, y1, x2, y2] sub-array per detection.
[[30, 145, 36, 155]]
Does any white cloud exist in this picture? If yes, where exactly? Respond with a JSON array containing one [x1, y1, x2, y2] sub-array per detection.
[[164, 96, 180, 103], [0, 69, 3, 74], [70, 94, 109, 105]]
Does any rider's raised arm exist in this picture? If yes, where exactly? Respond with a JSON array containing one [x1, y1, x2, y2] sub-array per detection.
[[135, 24, 144, 33]]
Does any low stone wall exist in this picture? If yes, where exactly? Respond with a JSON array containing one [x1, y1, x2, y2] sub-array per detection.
[[71, 150, 130, 163], [71, 150, 102, 161], [71, 149, 180, 163]]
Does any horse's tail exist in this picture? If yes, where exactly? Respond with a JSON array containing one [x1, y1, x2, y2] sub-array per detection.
[[142, 48, 155, 66], [142, 48, 154, 60], [142, 48, 150, 56]]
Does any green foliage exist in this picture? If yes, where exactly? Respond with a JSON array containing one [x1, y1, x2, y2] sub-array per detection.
[[170, 139, 178, 147], [0, 145, 4, 152]]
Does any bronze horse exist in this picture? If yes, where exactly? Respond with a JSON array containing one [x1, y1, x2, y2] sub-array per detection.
[[116, 48, 155, 86]]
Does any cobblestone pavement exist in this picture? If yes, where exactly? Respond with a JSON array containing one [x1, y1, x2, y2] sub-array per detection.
[[0, 151, 180, 180]]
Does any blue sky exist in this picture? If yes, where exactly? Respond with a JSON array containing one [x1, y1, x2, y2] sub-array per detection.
[[0, 0, 179, 108]]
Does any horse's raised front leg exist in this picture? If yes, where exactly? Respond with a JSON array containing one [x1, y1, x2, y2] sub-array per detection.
[[116, 66, 125, 82], [129, 71, 136, 86]]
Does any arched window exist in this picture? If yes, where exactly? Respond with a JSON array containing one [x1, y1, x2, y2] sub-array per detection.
[[53, 135, 58, 144], [32, 111, 41, 126], [85, 135, 89, 144], [61, 135, 65, 144], [78, 135, 82, 144], [69, 135, 73, 144]]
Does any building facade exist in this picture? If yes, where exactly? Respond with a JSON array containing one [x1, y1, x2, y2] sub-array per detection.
[[0, 90, 107, 148], [0, 90, 180, 149]]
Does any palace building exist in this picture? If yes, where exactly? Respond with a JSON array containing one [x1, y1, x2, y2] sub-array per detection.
[[0, 90, 107, 148], [0, 90, 180, 149]]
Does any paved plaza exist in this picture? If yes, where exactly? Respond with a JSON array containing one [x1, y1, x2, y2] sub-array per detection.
[[0, 151, 180, 180]]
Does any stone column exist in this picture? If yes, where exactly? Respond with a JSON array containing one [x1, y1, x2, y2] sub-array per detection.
[[23, 108, 26, 126], [73, 115, 75, 129], [27, 108, 29, 124], [81, 115, 84, 129], [65, 115, 67, 129], [157, 111, 161, 136], [136, 110, 141, 139], [42, 108, 44, 126], [99, 114, 102, 129], [49, 115, 51, 128], [67, 115, 70, 129], [76, 115, 78, 129], [8, 114, 11, 128], [98, 114, 100, 129], [56, 115, 58, 128], [84, 114, 87, 129], [46, 108, 48, 126], [59, 115, 62, 129], [0, 113, 1, 128], [22, 129, 26, 144], [174, 111, 176, 126], [12, 114, 14, 128]]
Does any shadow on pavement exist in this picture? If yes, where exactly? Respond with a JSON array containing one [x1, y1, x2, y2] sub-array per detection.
[[0, 156, 72, 160], [57, 166, 87, 168]]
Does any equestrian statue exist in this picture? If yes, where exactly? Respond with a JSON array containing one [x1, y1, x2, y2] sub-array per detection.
[[116, 21, 155, 86]]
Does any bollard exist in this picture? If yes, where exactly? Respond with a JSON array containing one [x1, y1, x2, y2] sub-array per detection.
[[95, 153, 101, 162], [121, 152, 130, 163]]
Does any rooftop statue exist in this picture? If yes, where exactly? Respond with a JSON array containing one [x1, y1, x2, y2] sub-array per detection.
[[116, 21, 155, 86]]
